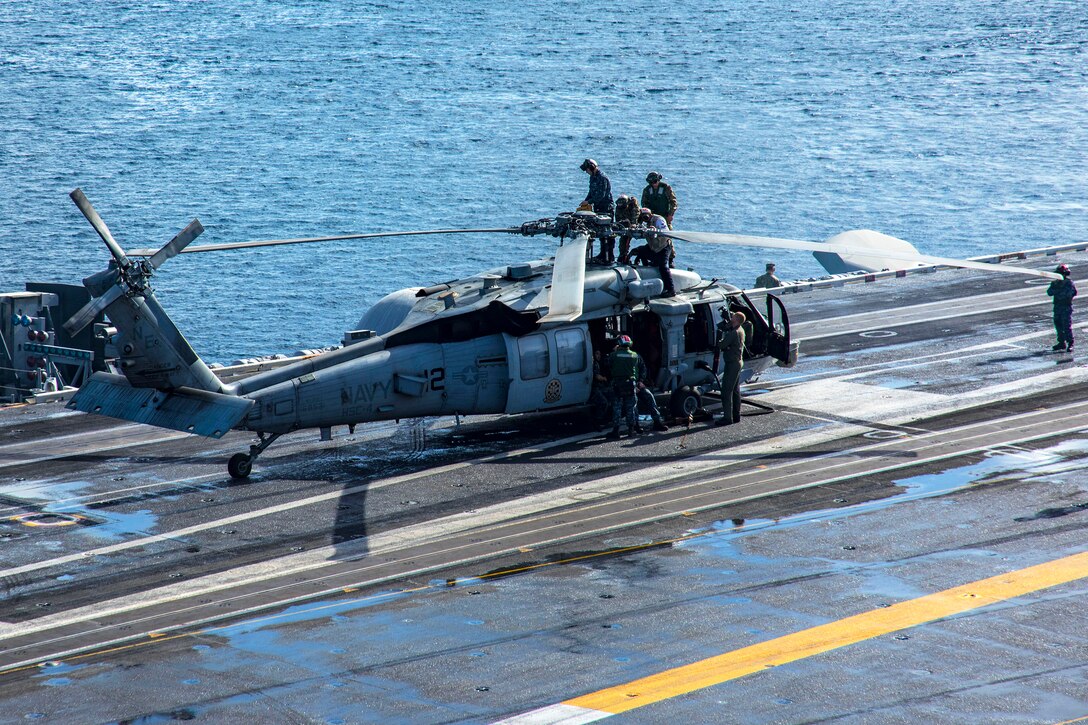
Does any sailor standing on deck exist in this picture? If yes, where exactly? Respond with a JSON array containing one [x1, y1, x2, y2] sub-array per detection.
[[580, 159, 614, 217], [714, 311, 746, 427], [755, 262, 782, 289], [606, 335, 643, 439], [1048, 264, 1077, 351]]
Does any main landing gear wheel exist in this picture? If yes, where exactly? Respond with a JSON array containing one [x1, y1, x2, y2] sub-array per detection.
[[228, 453, 253, 479], [670, 386, 703, 420]]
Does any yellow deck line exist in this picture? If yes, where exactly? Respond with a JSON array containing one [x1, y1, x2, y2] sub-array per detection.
[[564, 549, 1088, 715]]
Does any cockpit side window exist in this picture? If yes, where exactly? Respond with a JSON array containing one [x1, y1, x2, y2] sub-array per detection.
[[684, 303, 714, 353]]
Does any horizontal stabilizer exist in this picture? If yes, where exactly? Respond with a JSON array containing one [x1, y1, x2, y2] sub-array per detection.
[[67, 373, 253, 438]]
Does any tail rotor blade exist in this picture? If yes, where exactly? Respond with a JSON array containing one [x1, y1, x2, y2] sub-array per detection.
[[69, 188, 131, 269], [148, 219, 204, 269], [64, 284, 124, 335]]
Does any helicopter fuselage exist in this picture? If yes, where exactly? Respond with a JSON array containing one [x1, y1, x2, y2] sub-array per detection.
[[232, 260, 795, 434]]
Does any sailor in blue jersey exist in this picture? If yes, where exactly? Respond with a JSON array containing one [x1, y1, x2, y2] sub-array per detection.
[[579, 159, 614, 218], [580, 159, 615, 262], [1048, 264, 1077, 351]]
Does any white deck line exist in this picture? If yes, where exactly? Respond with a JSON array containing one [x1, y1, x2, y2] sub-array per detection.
[[493, 703, 610, 725]]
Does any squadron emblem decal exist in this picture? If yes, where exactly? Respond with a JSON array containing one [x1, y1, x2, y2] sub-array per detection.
[[543, 379, 562, 403]]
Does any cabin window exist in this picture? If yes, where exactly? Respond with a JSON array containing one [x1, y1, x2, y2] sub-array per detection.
[[684, 303, 715, 353], [518, 334, 550, 380], [555, 328, 587, 374]]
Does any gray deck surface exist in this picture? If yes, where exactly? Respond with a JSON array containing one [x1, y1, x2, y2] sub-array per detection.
[[1, 256, 1086, 724]]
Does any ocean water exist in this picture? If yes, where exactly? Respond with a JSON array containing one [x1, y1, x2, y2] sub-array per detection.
[[1, 1, 1086, 362]]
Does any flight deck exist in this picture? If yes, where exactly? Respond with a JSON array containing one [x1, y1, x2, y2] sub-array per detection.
[[1, 257, 1087, 724]]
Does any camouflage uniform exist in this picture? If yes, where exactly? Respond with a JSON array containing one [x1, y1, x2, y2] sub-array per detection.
[[583, 168, 615, 262], [641, 181, 678, 227], [615, 196, 641, 263], [1048, 277, 1078, 350], [755, 272, 782, 289], [616, 195, 640, 226]]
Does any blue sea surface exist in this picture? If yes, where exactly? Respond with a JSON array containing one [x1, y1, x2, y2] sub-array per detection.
[[1, 1, 1085, 362]]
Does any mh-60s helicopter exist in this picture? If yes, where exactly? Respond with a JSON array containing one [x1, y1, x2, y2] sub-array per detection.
[[61, 189, 1061, 478]]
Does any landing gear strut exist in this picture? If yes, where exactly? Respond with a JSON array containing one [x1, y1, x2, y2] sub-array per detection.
[[228, 432, 282, 479]]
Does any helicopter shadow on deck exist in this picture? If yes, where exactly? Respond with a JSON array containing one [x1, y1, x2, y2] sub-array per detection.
[[321, 413, 603, 560], [324, 417, 521, 559], [324, 419, 500, 554]]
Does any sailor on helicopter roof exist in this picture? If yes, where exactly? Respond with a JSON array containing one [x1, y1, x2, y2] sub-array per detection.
[[628, 208, 676, 296]]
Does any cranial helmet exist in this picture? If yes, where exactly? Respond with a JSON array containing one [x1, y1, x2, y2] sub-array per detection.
[[638, 207, 652, 220], [646, 171, 662, 183], [617, 335, 633, 347], [1057, 264, 1071, 276], [616, 194, 630, 205], [580, 158, 598, 172]]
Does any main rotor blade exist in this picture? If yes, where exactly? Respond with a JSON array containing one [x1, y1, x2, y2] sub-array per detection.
[[70, 188, 131, 269], [64, 284, 124, 335], [666, 229, 1064, 280], [128, 228, 519, 256], [148, 218, 204, 269], [539, 234, 588, 324]]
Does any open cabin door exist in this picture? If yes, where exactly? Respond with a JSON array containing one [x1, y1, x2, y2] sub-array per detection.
[[762, 293, 792, 364], [730, 291, 791, 365], [503, 326, 592, 414]]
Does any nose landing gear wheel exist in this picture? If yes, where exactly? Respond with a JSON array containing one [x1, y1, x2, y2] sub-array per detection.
[[228, 453, 253, 479]]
